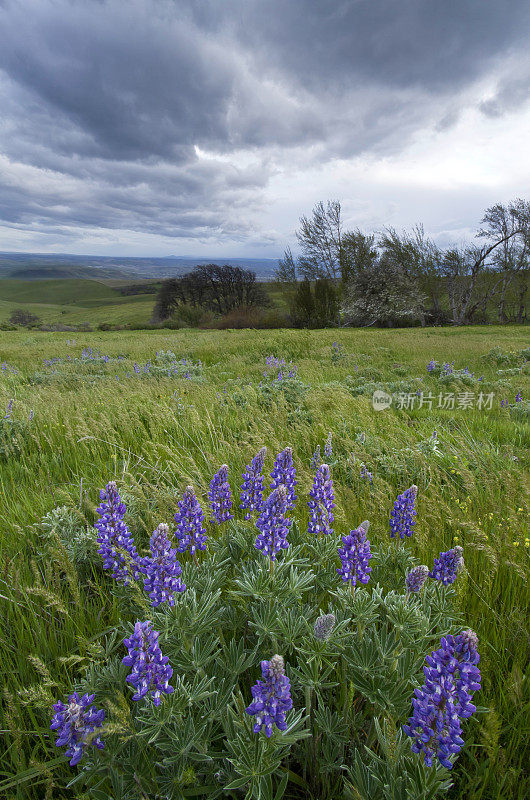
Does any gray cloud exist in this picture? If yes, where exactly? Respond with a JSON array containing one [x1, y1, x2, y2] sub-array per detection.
[[0, 0, 529, 251]]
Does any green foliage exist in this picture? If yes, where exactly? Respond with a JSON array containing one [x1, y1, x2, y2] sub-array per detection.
[[0, 326, 528, 800]]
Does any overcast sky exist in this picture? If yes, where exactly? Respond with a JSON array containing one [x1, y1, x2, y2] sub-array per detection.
[[0, 0, 529, 257]]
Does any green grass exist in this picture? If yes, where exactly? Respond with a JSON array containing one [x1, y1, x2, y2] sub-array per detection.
[[0, 278, 157, 326], [0, 326, 528, 799]]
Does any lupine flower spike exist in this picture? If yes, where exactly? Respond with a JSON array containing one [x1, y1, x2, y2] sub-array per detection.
[[314, 613, 336, 640], [404, 630, 481, 769], [50, 692, 105, 766], [245, 655, 293, 737], [142, 523, 186, 607], [390, 485, 418, 540], [208, 464, 234, 523], [255, 485, 290, 561], [324, 432, 333, 460], [337, 522, 372, 588], [95, 482, 141, 584], [270, 447, 297, 509], [174, 486, 207, 556], [122, 621, 174, 706], [240, 446, 267, 520], [430, 546, 464, 585], [308, 463, 335, 535], [310, 445, 321, 471], [406, 565, 429, 593]]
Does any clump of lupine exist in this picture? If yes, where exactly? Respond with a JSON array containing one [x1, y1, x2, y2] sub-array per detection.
[[337, 521, 372, 587], [270, 446, 297, 509], [174, 485, 208, 556], [51, 693, 105, 766], [389, 484, 418, 540], [122, 620, 174, 705], [240, 446, 267, 520], [49, 452, 478, 798], [430, 546, 464, 585], [95, 482, 141, 584], [403, 630, 481, 769], [142, 523, 186, 607], [308, 463, 335, 535], [208, 464, 234, 523], [245, 655, 293, 737], [255, 485, 290, 560]]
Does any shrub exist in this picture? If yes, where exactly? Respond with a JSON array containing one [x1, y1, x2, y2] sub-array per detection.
[[45, 471, 480, 799]]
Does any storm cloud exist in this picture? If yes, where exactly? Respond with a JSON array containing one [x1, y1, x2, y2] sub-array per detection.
[[0, 0, 529, 254]]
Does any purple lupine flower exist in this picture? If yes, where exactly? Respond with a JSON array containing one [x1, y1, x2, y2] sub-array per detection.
[[427, 359, 436, 373], [360, 463, 373, 484], [95, 482, 141, 584], [308, 464, 335, 535], [50, 692, 105, 767], [403, 630, 481, 769], [515, 392, 523, 403], [245, 655, 293, 737], [255, 485, 290, 560], [208, 465, 233, 523], [406, 564, 429, 593], [4, 398, 14, 419], [310, 445, 321, 472], [324, 432, 333, 460], [337, 522, 372, 587], [500, 398, 508, 408], [389, 485, 418, 540], [29, 409, 34, 421], [122, 621, 174, 706], [174, 486, 207, 555], [314, 613, 336, 640], [270, 447, 297, 510], [240, 446, 267, 520], [142, 523, 186, 607], [429, 546, 464, 586]]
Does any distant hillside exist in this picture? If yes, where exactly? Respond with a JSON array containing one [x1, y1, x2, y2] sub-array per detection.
[[0, 252, 280, 280]]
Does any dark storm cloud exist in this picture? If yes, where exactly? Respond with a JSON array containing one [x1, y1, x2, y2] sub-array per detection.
[[0, 0, 528, 245]]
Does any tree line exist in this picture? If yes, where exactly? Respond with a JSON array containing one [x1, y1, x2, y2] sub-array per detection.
[[276, 198, 529, 327], [152, 198, 529, 328]]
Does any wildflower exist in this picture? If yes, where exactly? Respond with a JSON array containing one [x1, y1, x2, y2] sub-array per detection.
[[501, 398, 508, 408], [515, 392, 523, 403], [142, 523, 186, 607], [324, 432, 333, 460], [427, 359, 436, 373], [270, 447, 297, 509], [255, 485, 290, 561], [403, 631, 481, 769], [29, 409, 34, 421], [337, 524, 372, 587], [314, 613, 336, 640], [310, 445, 321, 471], [389, 485, 418, 540], [429, 546, 464, 585], [406, 565, 429, 593], [50, 692, 105, 767], [245, 655, 293, 737], [308, 464, 335, 535], [4, 398, 14, 419], [122, 621, 174, 706], [95, 482, 141, 584], [208, 464, 233, 523], [240, 446, 267, 520], [174, 486, 207, 555], [360, 463, 373, 484]]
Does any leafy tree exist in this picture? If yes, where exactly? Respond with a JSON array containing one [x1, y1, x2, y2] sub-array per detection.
[[342, 262, 426, 327], [293, 279, 315, 327], [313, 278, 339, 327], [8, 308, 41, 327]]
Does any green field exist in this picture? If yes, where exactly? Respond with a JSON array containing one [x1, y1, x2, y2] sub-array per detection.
[[0, 279, 156, 327], [0, 327, 528, 799]]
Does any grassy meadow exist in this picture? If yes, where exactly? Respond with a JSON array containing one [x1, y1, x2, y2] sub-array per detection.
[[0, 326, 528, 798]]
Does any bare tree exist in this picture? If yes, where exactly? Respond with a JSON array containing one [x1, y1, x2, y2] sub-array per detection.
[[477, 199, 530, 322], [296, 200, 346, 281]]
